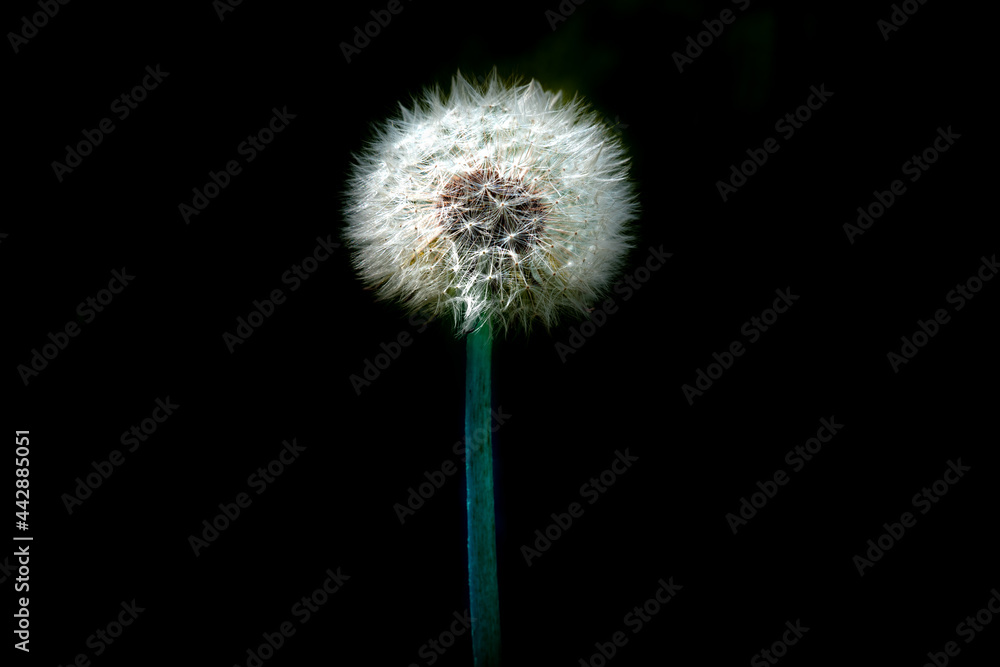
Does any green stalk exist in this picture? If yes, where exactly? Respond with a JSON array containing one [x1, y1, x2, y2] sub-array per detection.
[[466, 317, 500, 666]]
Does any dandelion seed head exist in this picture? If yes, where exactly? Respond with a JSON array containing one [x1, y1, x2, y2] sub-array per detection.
[[343, 70, 638, 335]]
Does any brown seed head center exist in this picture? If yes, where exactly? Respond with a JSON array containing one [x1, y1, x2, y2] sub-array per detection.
[[436, 168, 547, 256]]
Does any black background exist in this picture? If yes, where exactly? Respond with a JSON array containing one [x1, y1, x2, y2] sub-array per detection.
[[5, 0, 996, 665]]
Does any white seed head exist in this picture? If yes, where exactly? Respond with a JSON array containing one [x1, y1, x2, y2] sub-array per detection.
[[343, 70, 638, 335]]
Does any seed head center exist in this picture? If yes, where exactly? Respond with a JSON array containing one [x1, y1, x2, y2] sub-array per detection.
[[437, 168, 547, 256]]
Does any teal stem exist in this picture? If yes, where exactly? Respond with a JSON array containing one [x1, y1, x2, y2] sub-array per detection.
[[466, 318, 500, 666]]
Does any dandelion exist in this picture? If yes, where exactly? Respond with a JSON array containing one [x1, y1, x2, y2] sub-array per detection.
[[343, 70, 638, 665], [343, 70, 637, 335]]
